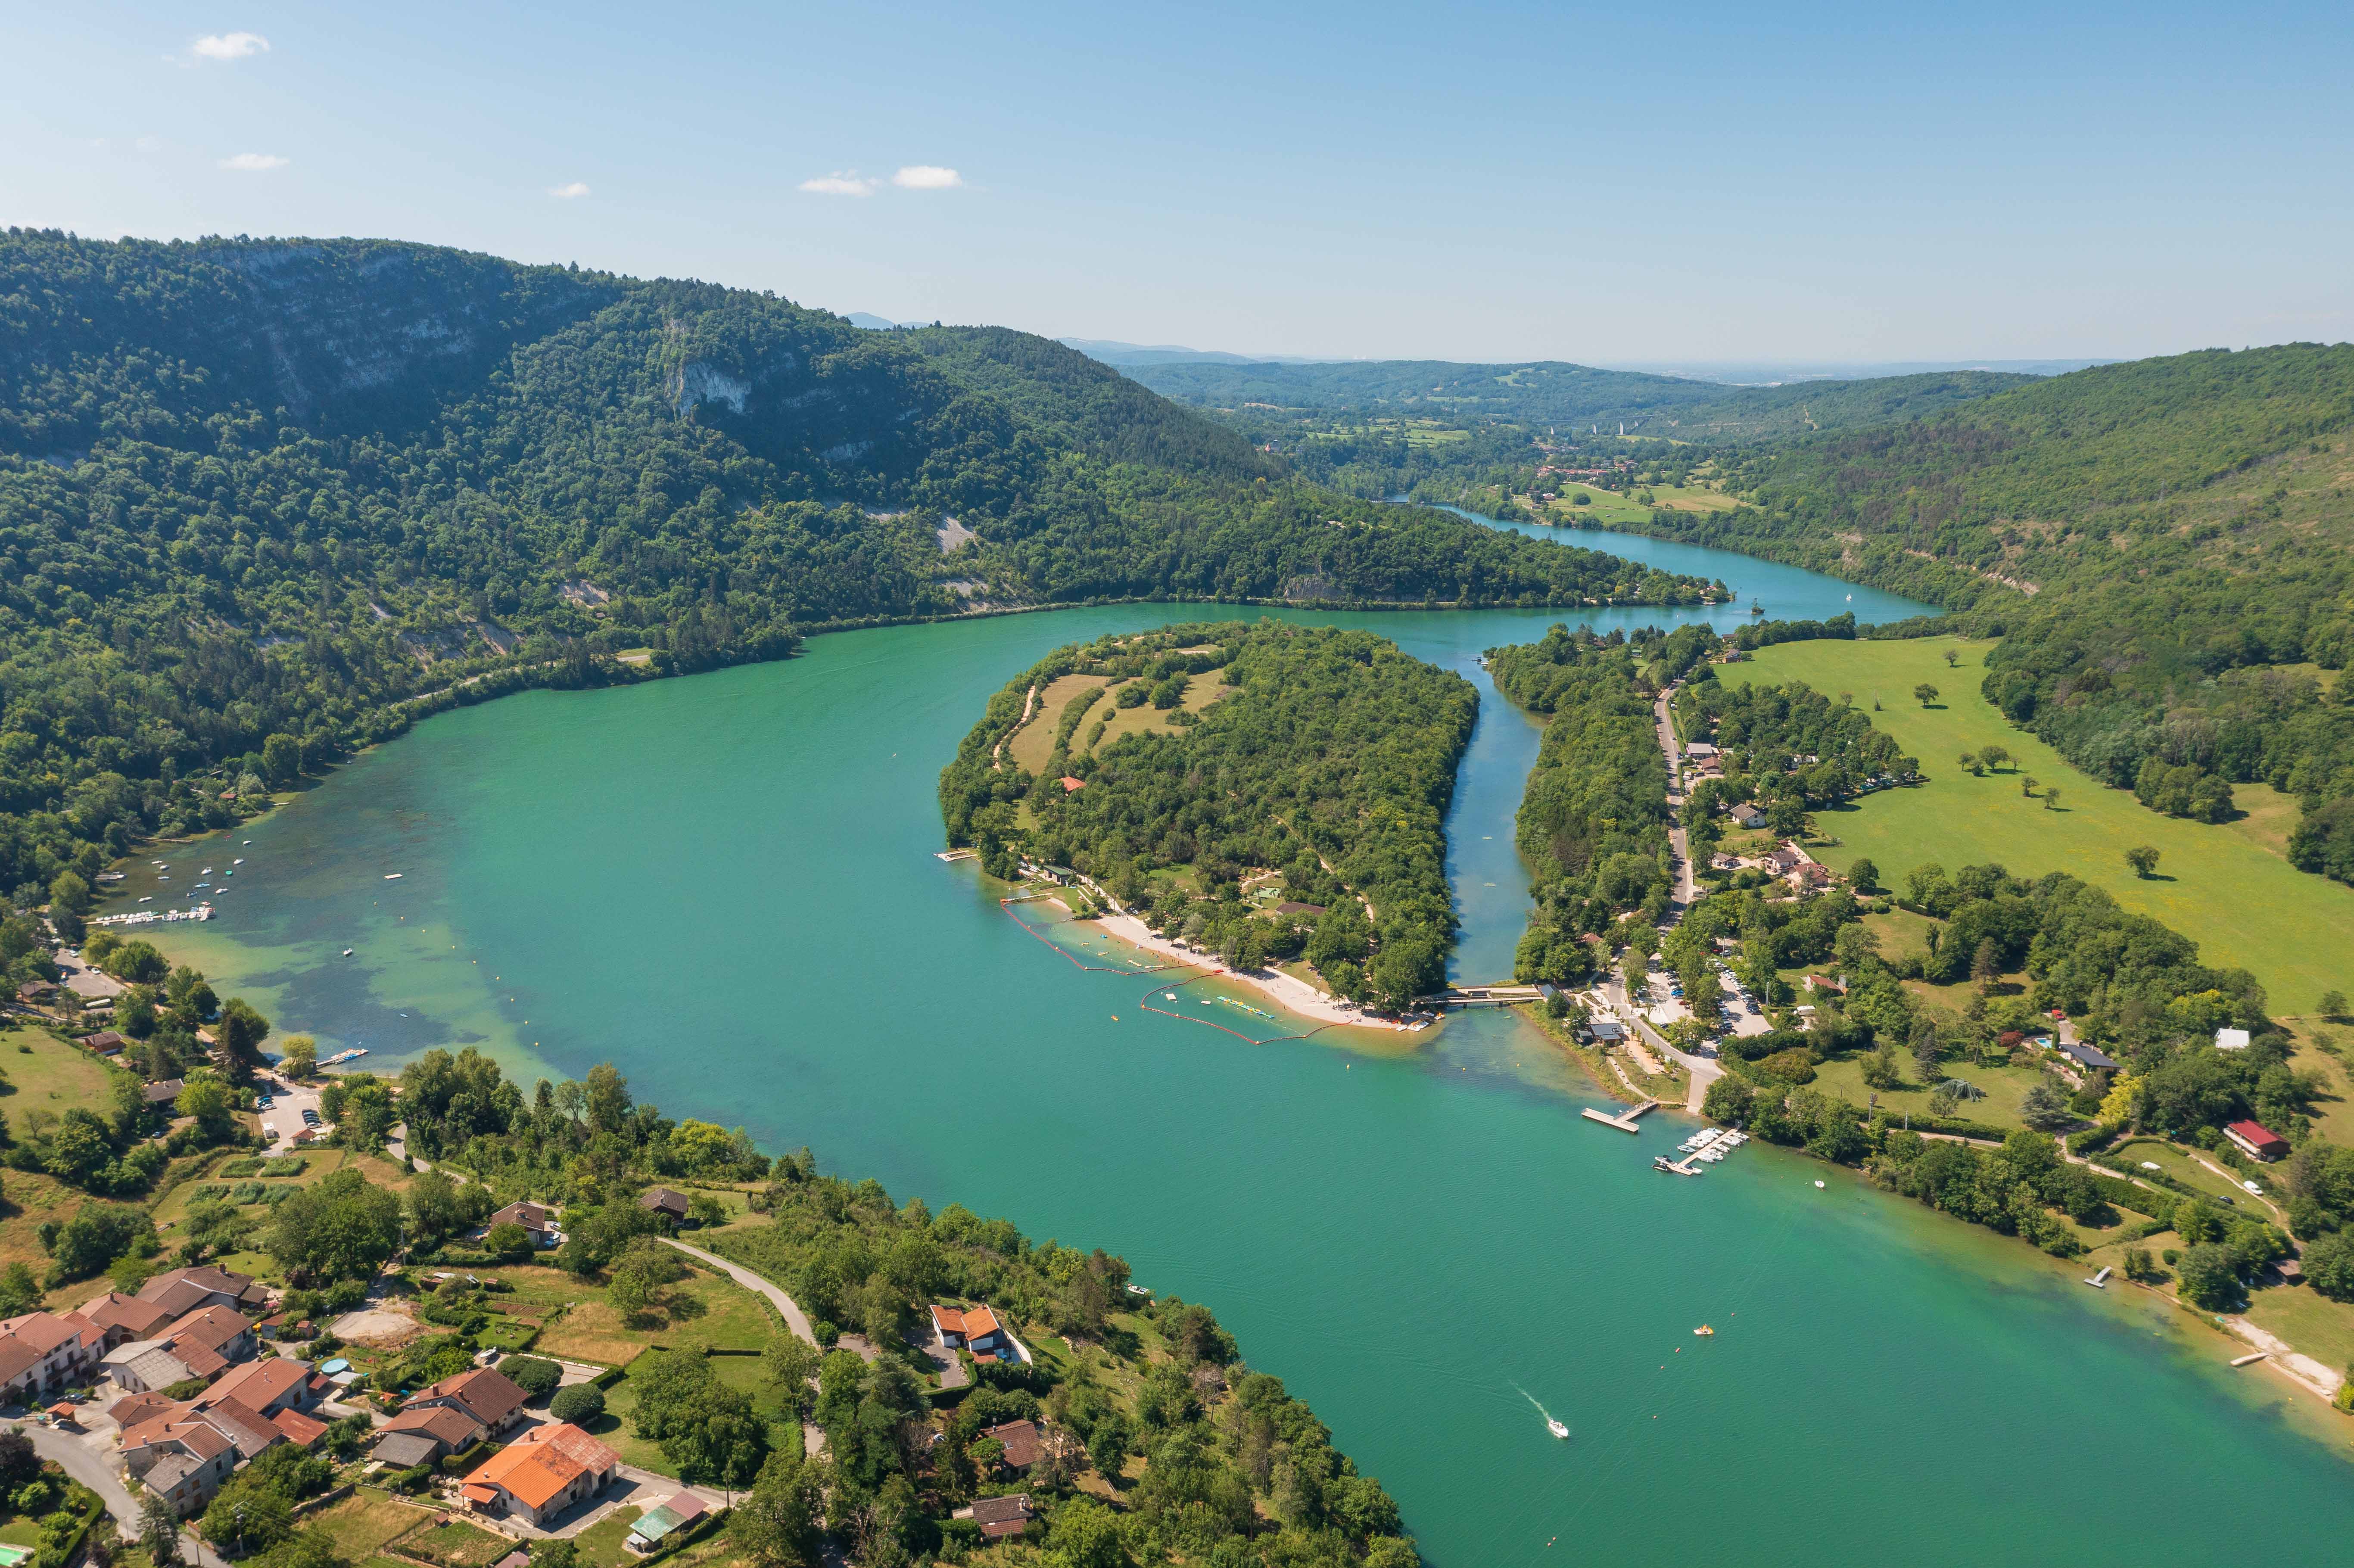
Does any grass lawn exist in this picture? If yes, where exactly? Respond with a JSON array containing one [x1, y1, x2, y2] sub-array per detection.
[[1007, 674, 1108, 775], [2104, 1137, 2250, 1206], [570, 1506, 644, 1568], [1721, 636, 2354, 1016], [1857, 907, 1938, 966], [595, 1351, 796, 1476], [304, 1489, 442, 1563], [535, 1266, 779, 1365], [387, 1515, 513, 1568], [1806, 1055, 2052, 1133], [1, 1027, 123, 1120], [2292, 1043, 2354, 1147], [2241, 1284, 2354, 1375]]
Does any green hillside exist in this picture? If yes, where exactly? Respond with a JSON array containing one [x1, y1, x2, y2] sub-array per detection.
[[0, 231, 1720, 906], [1123, 357, 2036, 442], [1633, 344, 2354, 887]]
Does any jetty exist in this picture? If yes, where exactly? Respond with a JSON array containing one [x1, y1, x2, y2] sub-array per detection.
[[93, 904, 213, 927], [1582, 1100, 1657, 1133], [2229, 1351, 2268, 1368]]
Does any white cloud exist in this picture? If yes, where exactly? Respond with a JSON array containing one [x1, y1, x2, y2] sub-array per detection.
[[892, 165, 962, 190], [799, 172, 878, 196], [220, 152, 288, 172], [549, 181, 592, 199], [193, 31, 270, 61]]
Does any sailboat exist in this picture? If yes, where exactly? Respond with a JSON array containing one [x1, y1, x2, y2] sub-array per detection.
[[1547, 1416, 1570, 1439]]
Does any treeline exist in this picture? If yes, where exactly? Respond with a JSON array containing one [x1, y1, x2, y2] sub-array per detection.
[[938, 622, 1477, 1008], [347, 1048, 1418, 1565], [1486, 622, 1716, 985], [0, 230, 1715, 902], [1621, 345, 2354, 888]]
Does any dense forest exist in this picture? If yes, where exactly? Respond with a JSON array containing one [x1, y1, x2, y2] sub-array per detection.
[[0, 230, 1715, 903], [1616, 345, 2354, 886], [1485, 622, 1718, 986], [938, 622, 1476, 1008]]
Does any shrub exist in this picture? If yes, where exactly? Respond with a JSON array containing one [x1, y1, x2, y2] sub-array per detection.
[[549, 1384, 604, 1424], [501, 1356, 562, 1399]]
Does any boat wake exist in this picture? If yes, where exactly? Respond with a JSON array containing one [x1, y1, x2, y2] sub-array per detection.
[[1514, 1384, 1570, 1440]]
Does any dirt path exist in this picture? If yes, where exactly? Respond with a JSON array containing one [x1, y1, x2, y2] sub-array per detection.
[[991, 682, 1041, 771]]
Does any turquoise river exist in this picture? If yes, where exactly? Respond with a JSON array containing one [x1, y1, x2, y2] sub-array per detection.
[[122, 525, 2354, 1564]]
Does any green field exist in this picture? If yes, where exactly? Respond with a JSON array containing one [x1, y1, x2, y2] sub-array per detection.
[[1722, 636, 2354, 1017], [1806, 1055, 2051, 1134], [3, 1028, 121, 1118]]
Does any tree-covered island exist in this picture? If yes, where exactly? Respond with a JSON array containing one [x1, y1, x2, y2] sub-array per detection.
[[939, 622, 1476, 1011]]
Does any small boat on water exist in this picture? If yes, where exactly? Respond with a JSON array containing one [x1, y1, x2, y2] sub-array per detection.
[[342, 949, 354, 957], [1547, 1417, 1570, 1439], [383, 873, 403, 880], [1694, 1325, 1715, 1337], [1813, 1180, 1826, 1189]]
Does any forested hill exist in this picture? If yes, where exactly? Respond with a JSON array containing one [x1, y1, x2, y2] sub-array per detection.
[[0, 230, 1718, 903], [939, 622, 1476, 1008], [1121, 357, 2037, 442], [1631, 343, 2354, 887]]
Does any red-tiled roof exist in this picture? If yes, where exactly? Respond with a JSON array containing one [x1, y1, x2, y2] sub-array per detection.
[[470, 1422, 619, 1510], [2227, 1120, 2288, 1148]]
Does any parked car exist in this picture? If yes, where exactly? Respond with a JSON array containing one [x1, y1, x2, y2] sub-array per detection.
[[256, 1096, 274, 1109]]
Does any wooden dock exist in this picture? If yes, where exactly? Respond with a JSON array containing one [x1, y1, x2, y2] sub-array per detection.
[[1582, 1100, 1658, 1133]]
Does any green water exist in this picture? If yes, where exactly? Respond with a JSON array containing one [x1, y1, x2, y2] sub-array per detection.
[[123, 535, 2354, 1564]]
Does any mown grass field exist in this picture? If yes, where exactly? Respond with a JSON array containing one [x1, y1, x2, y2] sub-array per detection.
[[2, 1026, 120, 1119], [1805, 1055, 2050, 1133], [304, 1489, 442, 1565], [1722, 636, 2354, 1016], [533, 1262, 780, 1364]]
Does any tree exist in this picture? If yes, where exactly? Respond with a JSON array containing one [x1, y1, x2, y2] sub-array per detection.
[[175, 1079, 236, 1142], [551, 1384, 606, 1423], [0, 1263, 38, 1319], [202, 1475, 293, 1559], [49, 870, 92, 916], [217, 998, 271, 1065], [486, 1223, 531, 1261], [1970, 938, 2001, 992], [2043, 787, 2060, 811], [2303, 1230, 2354, 1303], [733, 1448, 823, 1567], [141, 1493, 184, 1568], [2175, 1242, 2241, 1310], [261, 734, 303, 788], [1848, 857, 1879, 892], [2125, 846, 2161, 879], [1913, 683, 1939, 706], [2318, 989, 2348, 1020], [278, 1036, 318, 1079], [1046, 1499, 1134, 1568], [2020, 774, 2038, 797], [2018, 1083, 2075, 1131], [1980, 744, 2009, 771], [763, 1335, 823, 1419], [268, 1168, 403, 1282], [1959, 751, 1981, 775]]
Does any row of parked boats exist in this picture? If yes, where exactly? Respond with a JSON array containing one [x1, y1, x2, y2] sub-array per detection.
[[1680, 1126, 1749, 1163]]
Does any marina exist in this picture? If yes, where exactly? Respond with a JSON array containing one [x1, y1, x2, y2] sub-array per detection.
[[91, 903, 213, 927], [1582, 1100, 1657, 1133]]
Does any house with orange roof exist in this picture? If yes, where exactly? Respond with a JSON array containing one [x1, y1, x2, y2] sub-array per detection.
[[196, 1357, 328, 1419], [458, 1422, 621, 1526], [929, 1304, 1022, 1363]]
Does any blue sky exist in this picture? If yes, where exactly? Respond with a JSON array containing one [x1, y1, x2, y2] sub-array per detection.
[[9, 3, 2352, 362]]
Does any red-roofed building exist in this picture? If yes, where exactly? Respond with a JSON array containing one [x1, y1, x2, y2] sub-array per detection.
[[121, 1420, 235, 1515], [1058, 776, 1086, 792], [2223, 1120, 2290, 1162], [461, 1422, 621, 1526], [0, 1311, 105, 1401], [930, 1304, 1015, 1362], [197, 1357, 327, 1419], [402, 1367, 529, 1437], [77, 1291, 176, 1350]]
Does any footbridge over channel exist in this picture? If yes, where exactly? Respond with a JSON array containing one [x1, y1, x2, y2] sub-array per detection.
[[1421, 983, 1548, 1009]]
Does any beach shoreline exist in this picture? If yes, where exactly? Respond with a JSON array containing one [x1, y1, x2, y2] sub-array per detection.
[[1079, 907, 1432, 1034]]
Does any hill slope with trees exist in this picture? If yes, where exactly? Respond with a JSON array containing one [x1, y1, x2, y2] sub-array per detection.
[[939, 622, 1476, 1008], [0, 230, 1718, 905], [1619, 345, 2354, 888]]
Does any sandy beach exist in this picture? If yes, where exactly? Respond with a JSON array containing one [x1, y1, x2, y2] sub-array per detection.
[[1088, 909, 1429, 1033]]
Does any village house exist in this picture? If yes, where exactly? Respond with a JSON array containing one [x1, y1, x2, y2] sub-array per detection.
[[155, 1303, 258, 1378], [137, 1265, 268, 1318], [121, 1420, 236, 1515], [460, 1422, 622, 1526], [199, 1356, 330, 1419], [142, 1078, 187, 1108], [982, 1419, 1045, 1470], [401, 1366, 530, 1437], [76, 1030, 126, 1056], [931, 1304, 1020, 1364], [483, 1201, 562, 1250], [2223, 1120, 2290, 1162], [102, 1342, 197, 1395], [1729, 804, 1767, 830], [0, 1311, 105, 1402], [374, 1403, 491, 1464], [967, 1494, 1034, 1540], [2215, 1028, 2252, 1051], [2055, 1040, 2120, 1072], [637, 1188, 691, 1226]]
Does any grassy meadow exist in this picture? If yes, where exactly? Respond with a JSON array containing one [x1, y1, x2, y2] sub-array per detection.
[[1721, 636, 2354, 1016]]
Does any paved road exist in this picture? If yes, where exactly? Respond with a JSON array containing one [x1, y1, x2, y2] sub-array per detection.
[[660, 1238, 816, 1345], [1653, 685, 1700, 911], [23, 1414, 228, 1568]]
